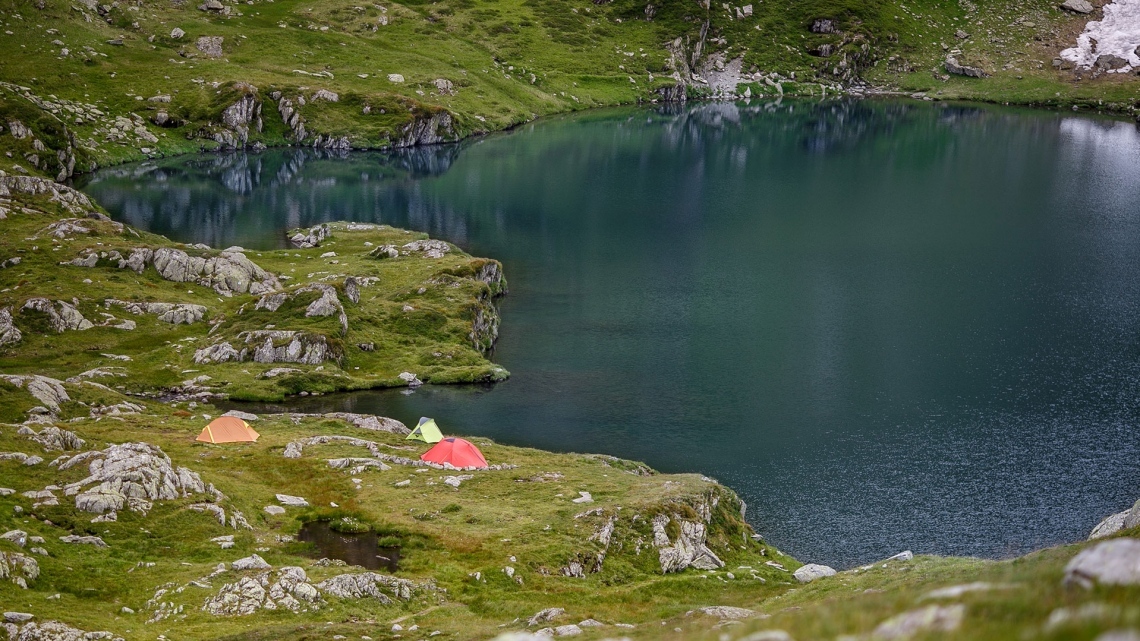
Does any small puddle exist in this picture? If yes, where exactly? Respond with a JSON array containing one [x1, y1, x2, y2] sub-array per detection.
[[297, 521, 400, 572]]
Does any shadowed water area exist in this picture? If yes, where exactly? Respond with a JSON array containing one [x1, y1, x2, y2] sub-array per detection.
[[297, 521, 400, 571], [78, 100, 1140, 567]]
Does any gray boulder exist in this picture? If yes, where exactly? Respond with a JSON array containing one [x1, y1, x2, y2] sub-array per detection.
[[0, 551, 40, 588], [1065, 538, 1140, 587], [653, 515, 724, 572], [694, 606, 756, 619], [315, 572, 418, 602], [18, 426, 84, 451], [59, 535, 108, 547], [945, 56, 989, 78], [344, 276, 360, 304], [0, 374, 69, 411], [104, 299, 207, 324], [57, 442, 208, 516], [1060, 0, 1094, 12], [794, 563, 837, 583], [231, 554, 271, 571]]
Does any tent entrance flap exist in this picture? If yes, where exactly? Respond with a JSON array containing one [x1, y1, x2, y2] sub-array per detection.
[[406, 417, 444, 443]]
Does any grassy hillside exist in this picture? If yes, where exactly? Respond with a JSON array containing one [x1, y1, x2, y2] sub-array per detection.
[[0, 0, 1137, 181]]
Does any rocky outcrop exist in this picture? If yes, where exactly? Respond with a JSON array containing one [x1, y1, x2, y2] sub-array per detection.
[[202, 567, 321, 615], [18, 426, 84, 451], [370, 239, 452, 260], [149, 248, 281, 297], [287, 223, 329, 248], [0, 374, 69, 411], [315, 572, 422, 602], [274, 94, 308, 142], [3, 620, 123, 641], [104, 299, 207, 324], [216, 90, 263, 149], [21, 298, 93, 332], [0, 551, 39, 588], [1061, 0, 1095, 13], [396, 111, 457, 147], [318, 412, 409, 434], [0, 176, 98, 216], [653, 514, 725, 573], [0, 308, 21, 346], [944, 56, 989, 78], [1089, 499, 1140, 539], [51, 442, 210, 517], [295, 284, 348, 335], [194, 330, 339, 365]]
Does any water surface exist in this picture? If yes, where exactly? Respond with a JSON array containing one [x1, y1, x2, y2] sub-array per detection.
[[79, 100, 1140, 567]]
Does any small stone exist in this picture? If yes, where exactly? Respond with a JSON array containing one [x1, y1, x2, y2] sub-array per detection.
[[121, 606, 135, 614], [276, 494, 309, 507], [264, 505, 286, 515], [571, 491, 593, 504], [3, 613, 33, 623], [886, 550, 914, 562], [171, 27, 185, 38]]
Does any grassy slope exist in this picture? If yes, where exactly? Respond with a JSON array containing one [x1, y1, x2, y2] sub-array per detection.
[[0, 0, 1137, 180]]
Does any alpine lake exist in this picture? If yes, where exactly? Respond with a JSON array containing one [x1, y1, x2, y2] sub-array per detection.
[[77, 99, 1140, 568]]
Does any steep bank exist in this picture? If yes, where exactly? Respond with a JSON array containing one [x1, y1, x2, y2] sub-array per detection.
[[1, 0, 1139, 182]]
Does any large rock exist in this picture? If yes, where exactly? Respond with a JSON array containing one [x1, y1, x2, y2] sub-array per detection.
[[694, 606, 756, 619], [527, 608, 565, 626], [149, 248, 281, 296], [194, 330, 339, 365], [1089, 500, 1140, 539], [1065, 538, 1140, 587], [1060, 0, 1094, 12], [794, 563, 837, 583], [21, 298, 93, 332], [218, 91, 262, 148], [296, 284, 348, 334], [944, 56, 989, 78], [55, 442, 208, 516], [196, 36, 224, 58], [231, 554, 271, 571]]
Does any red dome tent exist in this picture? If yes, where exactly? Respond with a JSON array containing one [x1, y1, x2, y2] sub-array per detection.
[[420, 437, 488, 469]]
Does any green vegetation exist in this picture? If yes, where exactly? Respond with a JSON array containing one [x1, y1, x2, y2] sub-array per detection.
[[0, 0, 1137, 183]]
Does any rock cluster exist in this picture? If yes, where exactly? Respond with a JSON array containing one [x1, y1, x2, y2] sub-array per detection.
[[0, 551, 39, 588], [370, 239, 452, 260], [0, 308, 21, 346], [104, 299, 207, 324], [21, 298, 93, 332], [50, 442, 210, 519], [944, 56, 989, 78], [18, 426, 84, 451], [287, 223, 329, 248], [196, 564, 427, 617], [2, 620, 124, 641], [194, 330, 338, 365]]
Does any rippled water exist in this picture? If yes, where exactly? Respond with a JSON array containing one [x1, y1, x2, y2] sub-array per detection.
[[79, 100, 1140, 567]]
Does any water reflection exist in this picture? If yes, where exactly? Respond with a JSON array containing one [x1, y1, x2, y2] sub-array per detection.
[[81, 101, 1140, 566]]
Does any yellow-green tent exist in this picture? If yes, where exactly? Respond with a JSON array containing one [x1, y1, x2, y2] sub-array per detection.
[[406, 417, 444, 443]]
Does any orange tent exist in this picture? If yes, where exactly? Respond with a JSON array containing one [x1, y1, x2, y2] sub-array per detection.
[[196, 416, 260, 443]]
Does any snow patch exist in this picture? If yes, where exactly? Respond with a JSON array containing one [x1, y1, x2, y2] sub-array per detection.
[[1060, 0, 1140, 71]]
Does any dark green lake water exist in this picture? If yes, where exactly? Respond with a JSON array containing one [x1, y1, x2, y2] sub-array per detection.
[[78, 100, 1140, 567]]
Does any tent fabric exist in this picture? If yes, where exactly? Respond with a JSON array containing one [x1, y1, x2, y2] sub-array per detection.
[[420, 437, 488, 469], [406, 417, 444, 443], [196, 416, 260, 443]]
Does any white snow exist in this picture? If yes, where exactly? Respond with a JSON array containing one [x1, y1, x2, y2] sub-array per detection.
[[1060, 0, 1140, 71]]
